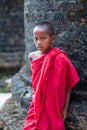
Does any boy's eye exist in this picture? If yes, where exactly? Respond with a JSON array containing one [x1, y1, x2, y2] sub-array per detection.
[[41, 37, 46, 40], [34, 37, 46, 41], [34, 37, 37, 41]]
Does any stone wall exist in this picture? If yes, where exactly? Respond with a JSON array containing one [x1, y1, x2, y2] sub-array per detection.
[[24, 0, 87, 100], [11, 0, 87, 130], [25, 0, 87, 87], [0, 0, 25, 70]]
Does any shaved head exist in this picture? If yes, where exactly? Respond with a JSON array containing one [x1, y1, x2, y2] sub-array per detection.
[[33, 21, 55, 36]]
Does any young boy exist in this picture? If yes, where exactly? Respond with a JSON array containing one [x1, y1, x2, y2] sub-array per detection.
[[23, 21, 80, 130]]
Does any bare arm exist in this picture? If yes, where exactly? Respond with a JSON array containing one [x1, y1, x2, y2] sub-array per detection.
[[62, 90, 71, 121], [28, 52, 34, 64], [28, 51, 41, 64]]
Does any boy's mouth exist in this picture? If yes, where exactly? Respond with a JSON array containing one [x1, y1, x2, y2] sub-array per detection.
[[37, 46, 43, 49]]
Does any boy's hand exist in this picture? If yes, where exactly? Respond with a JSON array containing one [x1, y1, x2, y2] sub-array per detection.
[[62, 90, 71, 121], [62, 109, 68, 121]]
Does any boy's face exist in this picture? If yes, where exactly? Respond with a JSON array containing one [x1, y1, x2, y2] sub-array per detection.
[[33, 26, 55, 54]]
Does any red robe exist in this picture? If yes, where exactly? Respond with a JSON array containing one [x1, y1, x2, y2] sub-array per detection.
[[23, 47, 80, 130]]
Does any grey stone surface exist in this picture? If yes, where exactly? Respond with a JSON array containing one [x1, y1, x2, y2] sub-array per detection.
[[0, 0, 25, 69], [24, 0, 87, 85], [0, 97, 27, 130], [6, 0, 87, 130], [65, 101, 87, 130], [12, 66, 32, 111]]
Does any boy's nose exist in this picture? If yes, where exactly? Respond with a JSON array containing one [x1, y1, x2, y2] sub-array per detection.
[[37, 40, 41, 45]]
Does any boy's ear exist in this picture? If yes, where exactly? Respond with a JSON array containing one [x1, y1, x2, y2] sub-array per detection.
[[51, 35, 56, 43]]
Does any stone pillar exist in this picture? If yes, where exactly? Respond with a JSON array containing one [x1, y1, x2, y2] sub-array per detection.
[[0, 0, 25, 70], [12, 0, 87, 129]]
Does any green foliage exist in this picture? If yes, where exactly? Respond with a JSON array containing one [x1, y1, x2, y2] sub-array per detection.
[[0, 86, 10, 93]]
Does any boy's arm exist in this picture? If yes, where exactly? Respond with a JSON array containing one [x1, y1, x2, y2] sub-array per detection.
[[28, 52, 33, 64], [28, 51, 39, 64], [62, 90, 71, 121]]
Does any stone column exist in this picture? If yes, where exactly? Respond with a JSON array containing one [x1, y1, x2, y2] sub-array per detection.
[[12, 0, 87, 129], [0, 0, 25, 70]]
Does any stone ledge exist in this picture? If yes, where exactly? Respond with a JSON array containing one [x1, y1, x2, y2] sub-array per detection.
[[0, 97, 27, 130]]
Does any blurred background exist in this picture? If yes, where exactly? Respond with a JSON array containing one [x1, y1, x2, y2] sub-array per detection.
[[0, 0, 25, 107], [0, 0, 87, 129]]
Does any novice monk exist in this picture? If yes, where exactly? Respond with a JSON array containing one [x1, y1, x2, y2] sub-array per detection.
[[23, 21, 80, 130]]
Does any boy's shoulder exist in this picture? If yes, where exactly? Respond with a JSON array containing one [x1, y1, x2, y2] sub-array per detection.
[[28, 51, 41, 62], [28, 51, 36, 57], [55, 51, 72, 65]]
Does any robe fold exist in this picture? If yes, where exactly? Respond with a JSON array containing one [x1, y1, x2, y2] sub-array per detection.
[[23, 47, 80, 130]]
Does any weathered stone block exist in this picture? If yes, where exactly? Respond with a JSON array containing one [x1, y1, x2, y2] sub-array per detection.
[[11, 0, 87, 130], [0, 0, 25, 69]]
